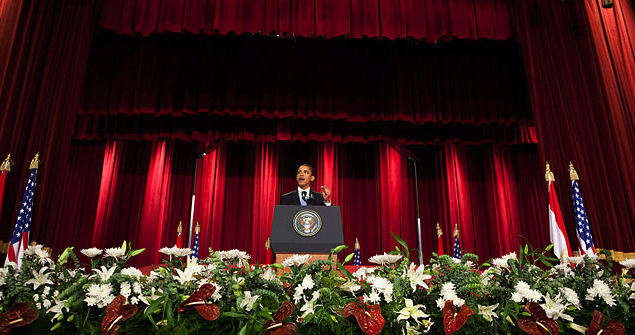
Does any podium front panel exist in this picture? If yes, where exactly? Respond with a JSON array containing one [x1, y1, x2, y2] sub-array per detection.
[[270, 205, 344, 253]]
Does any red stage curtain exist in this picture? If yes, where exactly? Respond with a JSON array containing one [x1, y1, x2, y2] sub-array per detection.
[[511, 0, 635, 252], [0, 0, 99, 251], [99, 0, 511, 40], [69, 139, 545, 265]]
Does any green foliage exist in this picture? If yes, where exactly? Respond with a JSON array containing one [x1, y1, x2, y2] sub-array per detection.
[[3, 238, 635, 334]]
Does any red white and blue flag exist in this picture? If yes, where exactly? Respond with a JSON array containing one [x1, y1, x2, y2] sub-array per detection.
[[353, 238, 361, 266], [5, 167, 38, 268], [572, 179, 595, 255], [453, 224, 462, 259], [191, 222, 200, 261]]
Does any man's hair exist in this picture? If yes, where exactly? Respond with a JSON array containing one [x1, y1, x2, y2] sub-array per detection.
[[297, 164, 315, 176]]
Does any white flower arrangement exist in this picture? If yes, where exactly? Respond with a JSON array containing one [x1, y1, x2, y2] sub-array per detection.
[[586, 279, 616, 306], [80, 247, 102, 258], [368, 253, 402, 265], [477, 303, 499, 322], [104, 247, 125, 259], [619, 258, 635, 269], [510, 281, 542, 303], [216, 249, 250, 266], [281, 254, 311, 267]]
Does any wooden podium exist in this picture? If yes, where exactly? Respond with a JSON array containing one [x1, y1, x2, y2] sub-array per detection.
[[270, 206, 344, 271]]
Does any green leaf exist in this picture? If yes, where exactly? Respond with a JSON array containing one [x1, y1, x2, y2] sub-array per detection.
[[337, 263, 354, 281], [343, 253, 355, 264], [223, 311, 248, 318], [238, 324, 248, 335], [391, 232, 409, 255], [165, 299, 174, 326], [143, 297, 165, 318]]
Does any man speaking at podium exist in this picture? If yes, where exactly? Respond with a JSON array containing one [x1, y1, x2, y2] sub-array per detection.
[[280, 164, 332, 206]]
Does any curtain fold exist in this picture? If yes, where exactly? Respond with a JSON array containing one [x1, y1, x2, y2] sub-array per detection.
[[98, 0, 512, 40], [78, 140, 542, 265], [511, 0, 635, 252]]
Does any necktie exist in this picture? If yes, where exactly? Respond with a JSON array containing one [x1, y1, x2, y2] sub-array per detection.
[[301, 191, 308, 206]]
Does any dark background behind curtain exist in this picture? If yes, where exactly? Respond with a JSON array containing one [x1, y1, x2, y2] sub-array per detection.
[[1, 0, 634, 265]]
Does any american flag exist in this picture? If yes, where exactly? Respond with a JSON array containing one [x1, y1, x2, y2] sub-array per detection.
[[572, 180, 595, 255], [453, 225, 462, 260], [353, 237, 361, 265], [4, 168, 38, 268], [192, 231, 199, 260]]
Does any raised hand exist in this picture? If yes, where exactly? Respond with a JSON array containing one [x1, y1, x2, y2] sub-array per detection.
[[321, 186, 331, 203]]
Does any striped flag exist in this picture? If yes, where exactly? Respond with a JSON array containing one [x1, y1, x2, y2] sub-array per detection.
[[436, 223, 444, 256], [353, 237, 361, 266], [453, 224, 462, 259], [175, 221, 183, 248], [546, 162, 572, 260], [5, 153, 40, 268], [569, 163, 596, 255], [191, 222, 200, 260]]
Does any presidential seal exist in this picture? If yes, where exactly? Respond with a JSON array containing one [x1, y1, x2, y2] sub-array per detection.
[[293, 209, 322, 237]]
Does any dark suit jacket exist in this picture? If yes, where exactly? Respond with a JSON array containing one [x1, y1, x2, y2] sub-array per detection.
[[280, 190, 326, 206]]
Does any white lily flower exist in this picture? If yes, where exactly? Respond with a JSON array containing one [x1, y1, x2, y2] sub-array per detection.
[[174, 267, 197, 286], [25, 267, 54, 290], [477, 303, 499, 322], [91, 265, 117, 282], [340, 281, 361, 293], [407, 263, 431, 291], [396, 298, 429, 322], [541, 294, 573, 321], [240, 291, 260, 312], [46, 298, 69, 322]]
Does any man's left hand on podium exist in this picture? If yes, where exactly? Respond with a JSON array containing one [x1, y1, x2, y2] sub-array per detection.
[[321, 186, 331, 204]]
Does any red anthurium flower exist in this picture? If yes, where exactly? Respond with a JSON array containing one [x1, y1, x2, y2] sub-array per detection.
[[586, 310, 625, 335], [263, 301, 298, 335], [178, 283, 221, 321], [101, 295, 138, 335], [0, 302, 39, 335], [518, 302, 559, 335], [442, 300, 475, 335], [342, 301, 385, 335]]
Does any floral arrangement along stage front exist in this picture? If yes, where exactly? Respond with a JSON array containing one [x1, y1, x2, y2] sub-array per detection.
[[1, 235, 635, 335]]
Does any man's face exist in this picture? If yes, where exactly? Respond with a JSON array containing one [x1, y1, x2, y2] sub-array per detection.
[[296, 165, 314, 189]]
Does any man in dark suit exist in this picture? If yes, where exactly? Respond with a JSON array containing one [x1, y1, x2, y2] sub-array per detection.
[[280, 164, 332, 206]]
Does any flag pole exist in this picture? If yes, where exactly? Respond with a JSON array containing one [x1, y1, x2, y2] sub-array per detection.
[[408, 157, 424, 265]]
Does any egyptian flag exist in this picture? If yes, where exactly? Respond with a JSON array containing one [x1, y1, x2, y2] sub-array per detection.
[[546, 162, 572, 260]]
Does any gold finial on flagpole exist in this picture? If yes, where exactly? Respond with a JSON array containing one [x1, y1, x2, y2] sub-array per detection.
[[355, 237, 360, 250], [568, 162, 579, 181], [195, 221, 200, 234], [436, 222, 443, 237], [545, 161, 555, 183], [177, 221, 183, 234], [0, 154, 13, 172], [265, 237, 270, 250], [29, 152, 41, 170], [453, 223, 459, 237]]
